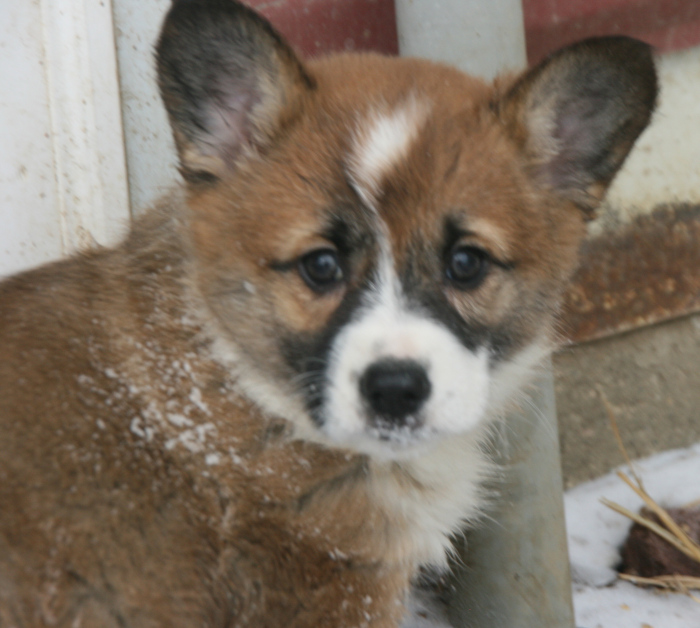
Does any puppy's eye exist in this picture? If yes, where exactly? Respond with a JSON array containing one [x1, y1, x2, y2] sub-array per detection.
[[446, 246, 489, 288], [299, 249, 343, 292]]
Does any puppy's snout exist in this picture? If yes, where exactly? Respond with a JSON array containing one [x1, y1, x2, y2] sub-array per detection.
[[359, 359, 431, 422]]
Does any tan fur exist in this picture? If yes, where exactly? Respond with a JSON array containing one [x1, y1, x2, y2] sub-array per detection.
[[0, 6, 656, 625]]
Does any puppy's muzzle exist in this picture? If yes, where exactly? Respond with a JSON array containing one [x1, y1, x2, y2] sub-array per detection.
[[359, 359, 431, 428]]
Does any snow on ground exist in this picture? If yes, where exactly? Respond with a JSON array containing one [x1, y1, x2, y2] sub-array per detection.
[[574, 580, 699, 628], [565, 442, 700, 627]]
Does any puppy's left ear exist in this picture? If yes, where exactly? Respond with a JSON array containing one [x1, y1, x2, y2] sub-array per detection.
[[156, 0, 314, 183], [498, 37, 657, 216]]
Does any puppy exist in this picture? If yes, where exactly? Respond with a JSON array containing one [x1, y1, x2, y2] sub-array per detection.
[[0, 1, 656, 626]]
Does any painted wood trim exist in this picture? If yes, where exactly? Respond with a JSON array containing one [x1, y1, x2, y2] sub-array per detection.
[[39, 0, 130, 252]]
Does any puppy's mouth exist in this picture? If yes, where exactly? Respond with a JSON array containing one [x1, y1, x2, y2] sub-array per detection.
[[366, 418, 434, 446], [369, 414, 422, 437]]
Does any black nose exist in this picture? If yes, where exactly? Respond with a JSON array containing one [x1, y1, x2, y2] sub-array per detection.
[[359, 359, 431, 421]]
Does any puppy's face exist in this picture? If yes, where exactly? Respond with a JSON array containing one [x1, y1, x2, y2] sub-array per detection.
[[157, 2, 656, 458]]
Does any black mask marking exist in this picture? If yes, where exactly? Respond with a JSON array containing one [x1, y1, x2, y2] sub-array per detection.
[[280, 282, 369, 427]]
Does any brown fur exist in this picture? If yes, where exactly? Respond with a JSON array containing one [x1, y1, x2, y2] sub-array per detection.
[[0, 203, 409, 627], [0, 2, 656, 626]]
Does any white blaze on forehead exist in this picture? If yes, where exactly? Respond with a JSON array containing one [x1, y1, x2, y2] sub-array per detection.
[[349, 99, 429, 206]]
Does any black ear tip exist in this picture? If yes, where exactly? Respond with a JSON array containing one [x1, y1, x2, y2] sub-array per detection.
[[162, 0, 258, 27], [547, 35, 654, 61], [596, 36, 659, 112], [530, 35, 659, 123], [159, 0, 275, 40], [157, 0, 301, 70], [552, 35, 658, 99]]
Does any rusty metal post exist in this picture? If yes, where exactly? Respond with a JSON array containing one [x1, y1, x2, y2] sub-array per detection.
[[395, 2, 575, 626]]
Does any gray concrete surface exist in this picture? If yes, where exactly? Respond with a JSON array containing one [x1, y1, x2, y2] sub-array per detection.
[[448, 369, 574, 628], [554, 313, 700, 489]]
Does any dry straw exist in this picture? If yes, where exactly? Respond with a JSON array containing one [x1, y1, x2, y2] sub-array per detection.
[[597, 388, 700, 601]]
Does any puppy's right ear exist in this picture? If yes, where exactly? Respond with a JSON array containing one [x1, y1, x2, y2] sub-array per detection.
[[156, 0, 314, 183], [496, 37, 657, 217]]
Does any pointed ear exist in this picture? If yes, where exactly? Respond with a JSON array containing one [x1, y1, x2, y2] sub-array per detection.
[[497, 37, 657, 216], [156, 0, 314, 184]]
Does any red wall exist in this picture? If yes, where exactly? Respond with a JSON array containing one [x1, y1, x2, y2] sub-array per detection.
[[246, 0, 700, 66], [247, 0, 397, 57]]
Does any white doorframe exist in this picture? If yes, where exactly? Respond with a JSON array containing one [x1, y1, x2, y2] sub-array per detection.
[[1, 0, 131, 277]]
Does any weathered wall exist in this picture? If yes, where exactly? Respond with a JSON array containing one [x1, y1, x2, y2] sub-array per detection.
[[555, 312, 700, 488]]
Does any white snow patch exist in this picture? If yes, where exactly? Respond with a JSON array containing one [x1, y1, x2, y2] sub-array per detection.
[[229, 449, 244, 466], [566, 442, 700, 627], [167, 413, 194, 428], [205, 453, 221, 466], [189, 387, 211, 415], [130, 416, 154, 441], [574, 579, 700, 628], [164, 422, 217, 453]]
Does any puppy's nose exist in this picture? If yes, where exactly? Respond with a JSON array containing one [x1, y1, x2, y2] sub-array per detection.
[[359, 359, 431, 421]]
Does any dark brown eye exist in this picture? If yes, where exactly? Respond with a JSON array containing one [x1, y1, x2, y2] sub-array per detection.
[[299, 249, 343, 292], [446, 246, 489, 288]]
